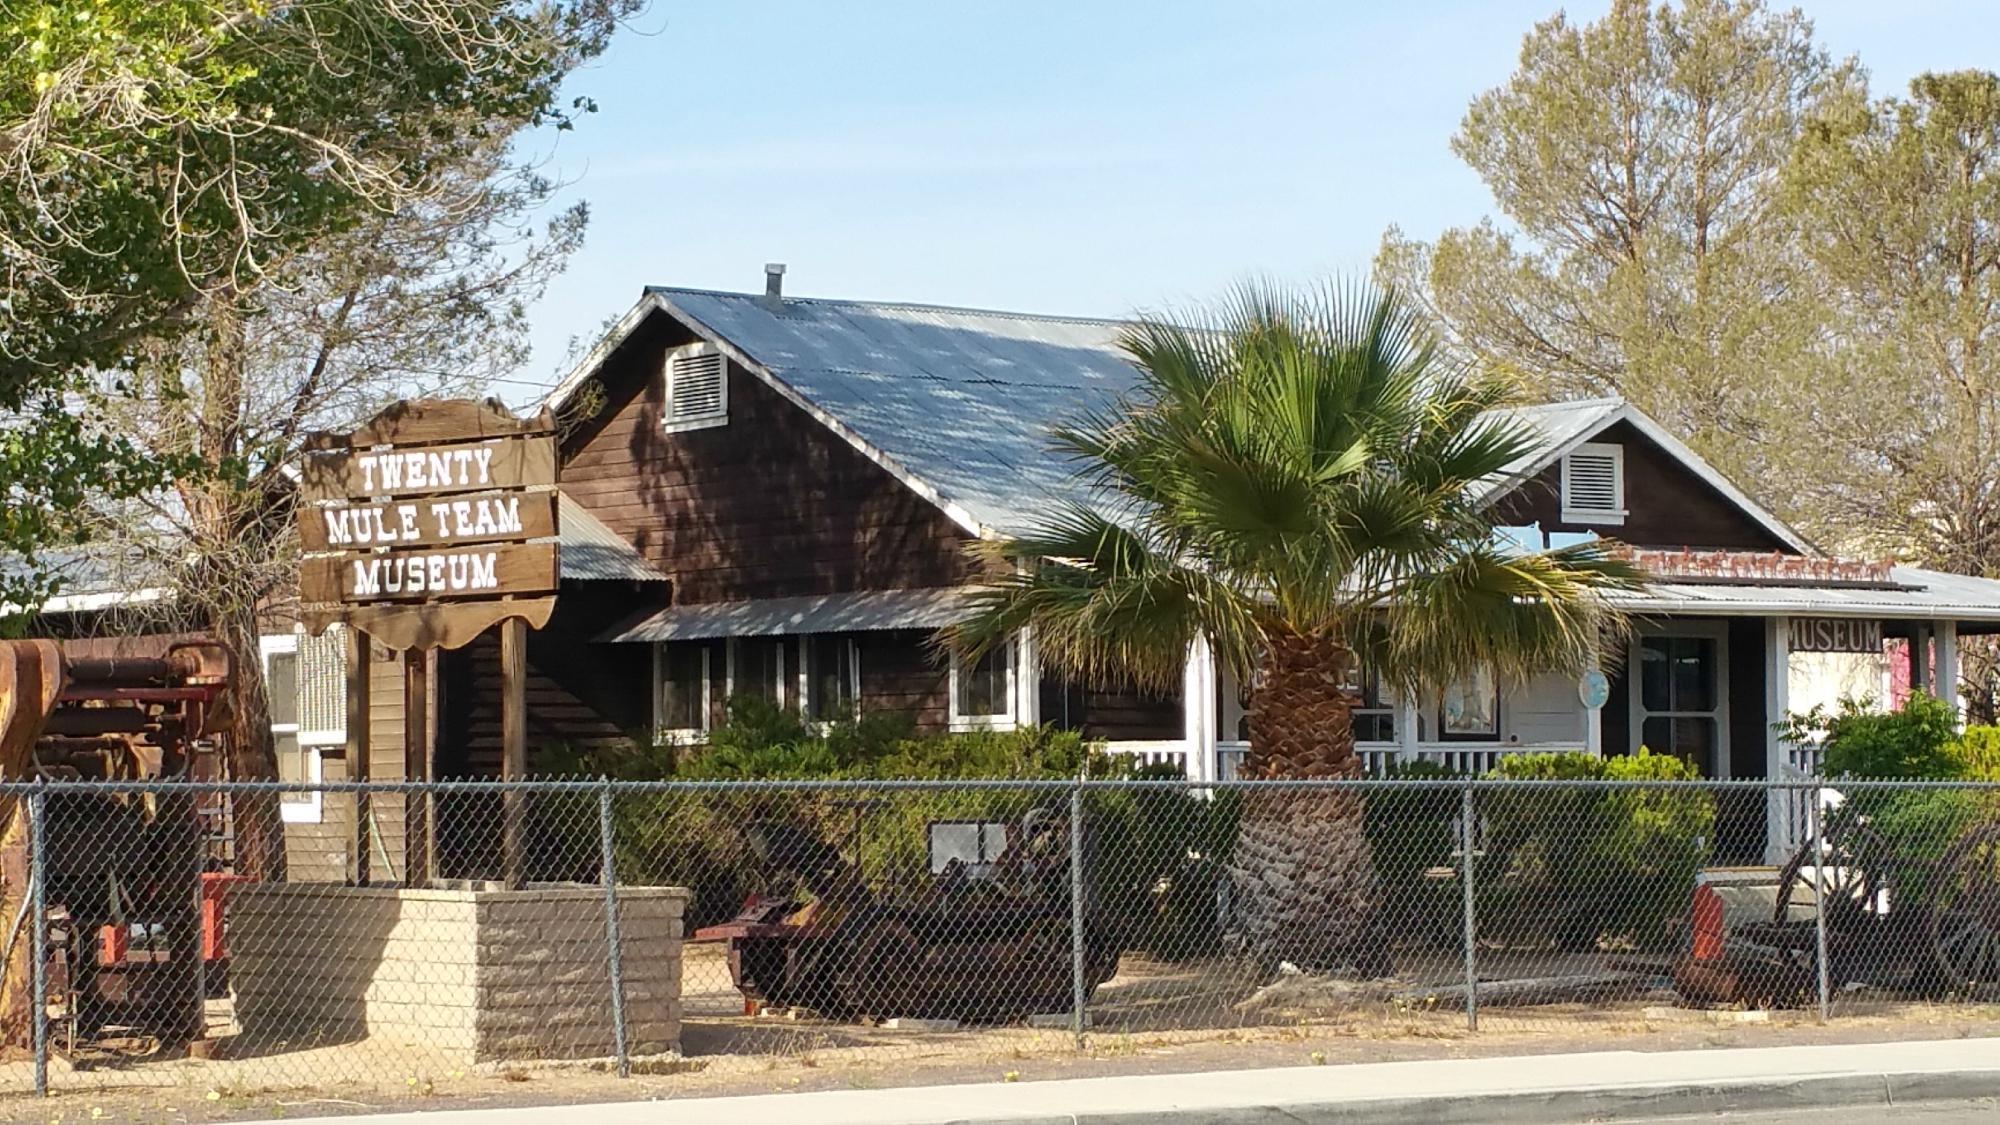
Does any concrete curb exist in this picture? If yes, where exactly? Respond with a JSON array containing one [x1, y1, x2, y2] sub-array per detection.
[[273, 1042, 2000, 1125], [825, 1070, 2000, 1125], [1148, 1072, 2000, 1125]]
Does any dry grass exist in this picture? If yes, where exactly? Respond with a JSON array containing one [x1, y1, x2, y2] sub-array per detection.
[[1, 946, 1996, 1122]]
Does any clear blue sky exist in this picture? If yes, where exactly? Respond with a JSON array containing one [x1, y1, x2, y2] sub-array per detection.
[[506, 0, 1999, 402]]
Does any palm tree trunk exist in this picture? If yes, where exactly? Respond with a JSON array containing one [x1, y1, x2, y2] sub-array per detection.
[[1231, 628, 1386, 974]]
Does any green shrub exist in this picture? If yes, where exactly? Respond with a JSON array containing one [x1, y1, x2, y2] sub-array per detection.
[[1785, 698, 2000, 891], [1949, 725, 2000, 780], [1478, 749, 1715, 951], [1361, 760, 1465, 949], [1786, 692, 1962, 780], [529, 700, 1229, 946]]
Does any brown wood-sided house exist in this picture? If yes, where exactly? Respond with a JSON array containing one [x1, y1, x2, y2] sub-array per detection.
[[276, 271, 2000, 869]]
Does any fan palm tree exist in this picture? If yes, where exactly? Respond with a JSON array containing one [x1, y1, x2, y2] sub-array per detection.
[[947, 282, 1642, 972]]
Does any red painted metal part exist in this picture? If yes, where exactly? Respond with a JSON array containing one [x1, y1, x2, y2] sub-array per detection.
[[1691, 882, 1726, 962], [201, 873, 253, 961]]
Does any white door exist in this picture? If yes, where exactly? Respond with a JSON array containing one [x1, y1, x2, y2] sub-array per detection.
[[1629, 625, 1731, 778]]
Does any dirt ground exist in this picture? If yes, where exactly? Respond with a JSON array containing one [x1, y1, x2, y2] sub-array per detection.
[[1, 943, 1995, 1123]]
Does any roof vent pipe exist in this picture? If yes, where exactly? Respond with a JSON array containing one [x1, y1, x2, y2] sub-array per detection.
[[763, 262, 786, 305]]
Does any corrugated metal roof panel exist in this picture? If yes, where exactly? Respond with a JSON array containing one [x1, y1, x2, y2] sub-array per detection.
[[1611, 567, 2000, 621], [654, 289, 1637, 539], [558, 493, 667, 582], [603, 587, 978, 642], [657, 290, 1138, 537]]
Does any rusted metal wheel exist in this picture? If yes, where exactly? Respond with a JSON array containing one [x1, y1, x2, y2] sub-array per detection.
[[1929, 821, 2000, 989], [835, 913, 924, 1019], [1774, 811, 1895, 937]]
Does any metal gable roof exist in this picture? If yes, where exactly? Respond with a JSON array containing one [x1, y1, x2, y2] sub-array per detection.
[[1473, 396, 1814, 555], [1477, 397, 1628, 497], [542, 288, 1804, 551], [648, 288, 1139, 539], [0, 544, 175, 615]]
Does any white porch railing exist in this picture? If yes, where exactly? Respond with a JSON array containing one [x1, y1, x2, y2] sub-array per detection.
[[1214, 740, 1590, 779], [1771, 738, 1826, 858], [1103, 739, 1196, 775]]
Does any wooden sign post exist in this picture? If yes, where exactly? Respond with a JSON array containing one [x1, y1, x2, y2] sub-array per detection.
[[300, 400, 559, 889]]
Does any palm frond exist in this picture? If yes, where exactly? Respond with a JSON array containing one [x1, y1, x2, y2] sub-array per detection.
[[954, 277, 1644, 713], [944, 506, 1260, 695], [1377, 540, 1643, 695]]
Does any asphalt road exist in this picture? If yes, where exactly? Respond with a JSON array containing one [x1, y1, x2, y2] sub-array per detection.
[[1634, 1101, 2000, 1123]]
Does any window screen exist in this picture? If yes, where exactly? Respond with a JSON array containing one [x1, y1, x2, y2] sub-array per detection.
[[956, 644, 1011, 718], [806, 635, 857, 722]]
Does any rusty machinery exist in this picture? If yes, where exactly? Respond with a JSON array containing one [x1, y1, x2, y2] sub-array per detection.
[[1676, 792, 2000, 1008], [696, 807, 1120, 1023], [0, 639, 234, 1061]]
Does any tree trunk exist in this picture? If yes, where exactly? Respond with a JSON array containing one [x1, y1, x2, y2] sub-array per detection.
[[214, 606, 286, 883], [0, 798, 30, 1047], [0, 640, 60, 1045], [1231, 627, 1386, 975]]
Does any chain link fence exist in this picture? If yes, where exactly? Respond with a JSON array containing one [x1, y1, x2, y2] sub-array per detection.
[[0, 777, 1997, 1099]]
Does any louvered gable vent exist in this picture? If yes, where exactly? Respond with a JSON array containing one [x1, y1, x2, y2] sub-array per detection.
[[665, 344, 727, 431], [1560, 442, 1626, 524]]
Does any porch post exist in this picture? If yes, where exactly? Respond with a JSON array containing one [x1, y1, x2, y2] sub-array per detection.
[[1182, 635, 1217, 782], [1583, 641, 1604, 757], [1911, 624, 1933, 695], [1396, 695, 1420, 766], [1936, 620, 1962, 723], [1764, 616, 1791, 865], [1016, 628, 1041, 728]]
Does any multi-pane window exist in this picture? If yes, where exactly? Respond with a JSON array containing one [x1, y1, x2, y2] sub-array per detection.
[[731, 637, 786, 708], [1346, 661, 1396, 743], [657, 644, 709, 737], [951, 639, 1014, 730], [1639, 635, 1721, 775], [261, 631, 343, 824], [266, 646, 307, 812], [804, 635, 859, 723]]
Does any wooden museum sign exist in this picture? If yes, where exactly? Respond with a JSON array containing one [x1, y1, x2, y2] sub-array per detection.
[[299, 399, 561, 651], [298, 398, 561, 887]]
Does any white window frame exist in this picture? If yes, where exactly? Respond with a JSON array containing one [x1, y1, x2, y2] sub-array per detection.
[[949, 635, 1019, 732], [1560, 441, 1628, 526], [726, 636, 788, 709], [653, 643, 712, 743], [260, 632, 341, 825], [799, 634, 862, 726], [663, 342, 729, 433]]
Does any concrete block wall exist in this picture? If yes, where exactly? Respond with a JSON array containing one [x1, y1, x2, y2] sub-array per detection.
[[230, 884, 688, 1062]]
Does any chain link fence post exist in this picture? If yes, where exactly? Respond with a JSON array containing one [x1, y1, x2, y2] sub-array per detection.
[[1459, 779, 1478, 1034], [597, 780, 630, 1077], [1808, 786, 1831, 1024], [29, 779, 48, 1096], [1069, 779, 1086, 1052]]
